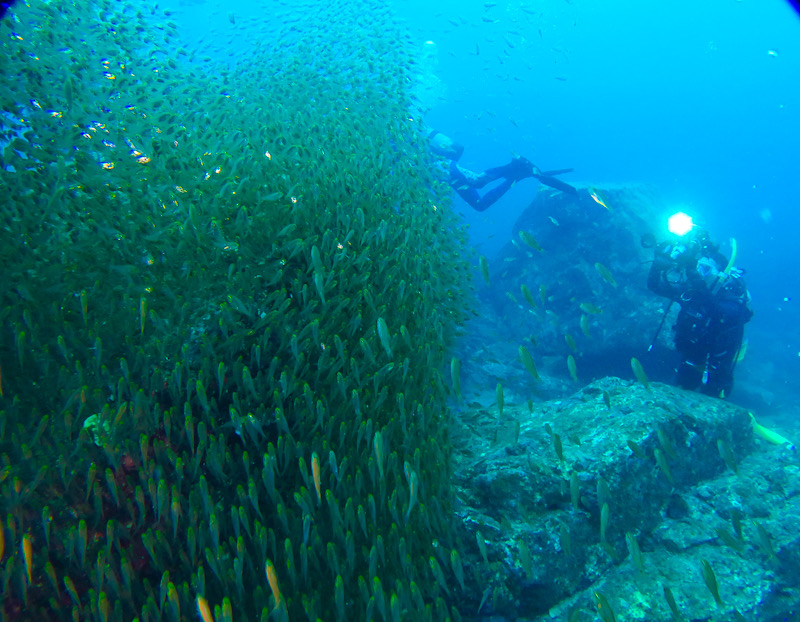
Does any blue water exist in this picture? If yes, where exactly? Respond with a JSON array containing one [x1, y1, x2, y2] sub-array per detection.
[[390, 0, 800, 406]]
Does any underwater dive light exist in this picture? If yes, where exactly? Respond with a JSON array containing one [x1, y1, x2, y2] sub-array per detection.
[[667, 212, 694, 237]]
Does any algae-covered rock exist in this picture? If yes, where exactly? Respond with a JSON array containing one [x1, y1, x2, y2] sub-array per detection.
[[473, 184, 675, 391], [450, 378, 778, 620]]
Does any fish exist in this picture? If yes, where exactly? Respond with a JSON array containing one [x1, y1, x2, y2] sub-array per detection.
[[626, 439, 646, 458], [631, 357, 651, 391], [376, 317, 392, 359], [450, 549, 465, 590], [196, 596, 214, 622], [625, 532, 644, 572], [476, 532, 489, 564], [579, 302, 602, 315], [716, 439, 738, 474], [373, 431, 385, 479], [520, 284, 537, 309], [654, 448, 674, 484], [479, 255, 490, 285], [519, 230, 542, 251], [750, 412, 794, 449], [594, 262, 617, 288], [139, 296, 147, 335], [752, 520, 777, 560], [429, 556, 450, 594], [311, 452, 322, 503], [588, 187, 610, 209], [580, 314, 591, 337], [715, 526, 744, 553], [567, 355, 578, 382], [662, 585, 681, 620], [519, 345, 540, 381], [559, 520, 572, 555], [600, 502, 610, 543], [594, 591, 617, 622], [553, 433, 564, 463], [496, 382, 504, 417], [22, 533, 33, 584], [404, 464, 418, 523], [265, 559, 283, 609], [701, 559, 723, 606]]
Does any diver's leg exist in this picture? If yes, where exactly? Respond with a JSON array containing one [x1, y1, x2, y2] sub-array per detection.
[[471, 179, 515, 212], [454, 185, 483, 210], [477, 156, 537, 188], [449, 160, 524, 211], [449, 162, 483, 210], [673, 310, 707, 391], [703, 322, 744, 398], [675, 359, 704, 391]]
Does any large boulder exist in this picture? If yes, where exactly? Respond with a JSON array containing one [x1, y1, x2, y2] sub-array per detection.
[[466, 184, 681, 400], [450, 377, 799, 621]]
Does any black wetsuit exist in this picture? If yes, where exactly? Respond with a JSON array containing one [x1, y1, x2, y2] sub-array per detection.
[[428, 129, 538, 212], [647, 236, 753, 397], [447, 158, 535, 212]]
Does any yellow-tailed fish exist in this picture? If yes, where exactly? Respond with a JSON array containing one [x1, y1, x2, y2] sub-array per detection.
[[589, 187, 610, 209], [735, 339, 748, 363], [265, 559, 282, 608], [750, 412, 794, 449], [22, 533, 33, 584], [196, 595, 214, 622], [311, 452, 322, 503]]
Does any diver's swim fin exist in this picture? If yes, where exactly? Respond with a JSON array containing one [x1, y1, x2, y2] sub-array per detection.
[[539, 168, 574, 177], [534, 174, 578, 196]]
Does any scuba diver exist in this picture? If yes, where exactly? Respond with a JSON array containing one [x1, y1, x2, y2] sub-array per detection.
[[645, 213, 753, 398], [428, 129, 577, 212]]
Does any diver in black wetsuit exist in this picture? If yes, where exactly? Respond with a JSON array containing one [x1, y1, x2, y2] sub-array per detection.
[[428, 129, 577, 212], [646, 227, 753, 398]]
